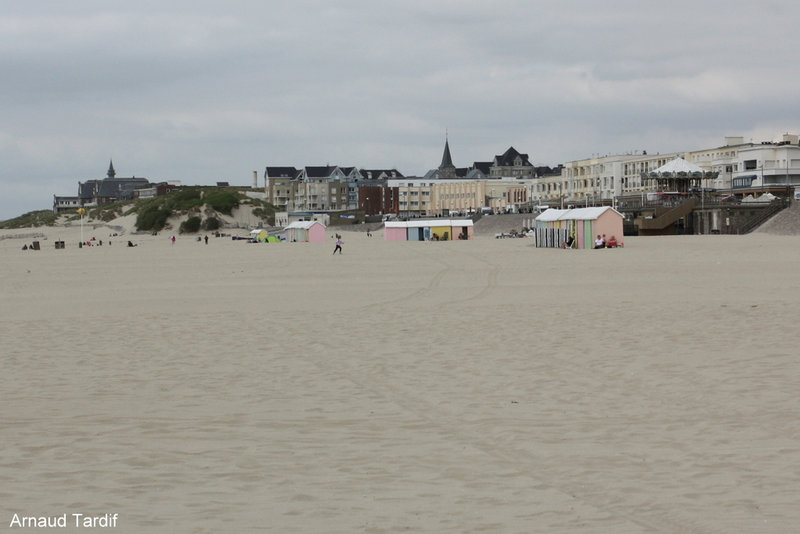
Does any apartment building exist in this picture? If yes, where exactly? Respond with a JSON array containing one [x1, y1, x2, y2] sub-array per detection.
[[388, 178, 487, 216], [686, 137, 753, 190], [488, 147, 535, 179], [533, 151, 683, 206], [728, 135, 800, 190], [265, 167, 300, 211]]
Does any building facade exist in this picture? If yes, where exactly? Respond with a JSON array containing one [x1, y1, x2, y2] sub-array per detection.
[[388, 178, 487, 216], [489, 147, 535, 179], [53, 160, 153, 213], [729, 135, 800, 191]]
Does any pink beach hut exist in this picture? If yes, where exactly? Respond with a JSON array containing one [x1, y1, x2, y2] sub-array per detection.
[[284, 221, 326, 243], [534, 207, 624, 249], [384, 221, 409, 241]]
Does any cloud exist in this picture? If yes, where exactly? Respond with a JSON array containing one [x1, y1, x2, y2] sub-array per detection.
[[2, 1, 800, 219]]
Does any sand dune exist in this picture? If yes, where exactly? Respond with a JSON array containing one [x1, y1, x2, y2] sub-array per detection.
[[2, 225, 799, 533]]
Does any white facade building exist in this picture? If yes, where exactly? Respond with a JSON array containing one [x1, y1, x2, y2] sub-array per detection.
[[533, 134, 800, 207], [729, 135, 800, 190], [533, 152, 680, 206]]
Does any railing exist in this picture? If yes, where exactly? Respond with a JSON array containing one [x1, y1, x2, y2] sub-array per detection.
[[637, 198, 697, 231], [733, 200, 787, 234]]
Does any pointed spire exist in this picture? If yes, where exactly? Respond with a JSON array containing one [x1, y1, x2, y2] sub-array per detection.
[[107, 159, 116, 179], [440, 133, 454, 169]]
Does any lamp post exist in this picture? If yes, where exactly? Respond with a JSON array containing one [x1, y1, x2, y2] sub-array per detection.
[[77, 208, 86, 245], [786, 151, 790, 186]]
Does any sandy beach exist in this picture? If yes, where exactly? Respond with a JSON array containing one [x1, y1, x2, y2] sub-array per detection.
[[1, 223, 799, 533]]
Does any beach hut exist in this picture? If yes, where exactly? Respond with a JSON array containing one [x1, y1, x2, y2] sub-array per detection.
[[451, 219, 474, 240], [534, 207, 624, 249], [284, 221, 326, 243], [384, 221, 409, 241], [383, 219, 474, 241]]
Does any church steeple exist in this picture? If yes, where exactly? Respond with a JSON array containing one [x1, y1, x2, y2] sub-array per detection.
[[439, 133, 456, 179], [441, 138, 453, 168], [107, 159, 116, 179]]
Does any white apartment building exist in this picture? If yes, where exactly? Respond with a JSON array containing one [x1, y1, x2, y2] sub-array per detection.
[[533, 134, 800, 207], [729, 135, 800, 190], [533, 152, 679, 206], [685, 134, 800, 191], [686, 136, 753, 190]]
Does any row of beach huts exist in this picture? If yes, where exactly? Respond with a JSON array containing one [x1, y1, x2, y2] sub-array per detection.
[[256, 207, 623, 248]]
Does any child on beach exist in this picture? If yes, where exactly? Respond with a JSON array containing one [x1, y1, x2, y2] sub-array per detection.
[[333, 236, 343, 255]]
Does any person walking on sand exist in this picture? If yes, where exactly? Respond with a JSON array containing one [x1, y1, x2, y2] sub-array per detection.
[[333, 236, 343, 255], [170, 235, 176, 245]]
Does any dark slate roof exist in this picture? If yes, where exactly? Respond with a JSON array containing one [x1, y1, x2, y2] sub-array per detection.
[[455, 167, 471, 178], [494, 146, 532, 167], [535, 165, 563, 177], [304, 165, 339, 178], [440, 139, 455, 168], [78, 181, 97, 199], [79, 177, 150, 199], [99, 178, 149, 197], [472, 162, 492, 175], [265, 167, 299, 178], [359, 169, 405, 180]]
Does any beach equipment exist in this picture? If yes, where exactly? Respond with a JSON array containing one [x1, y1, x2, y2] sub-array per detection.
[[251, 229, 268, 242]]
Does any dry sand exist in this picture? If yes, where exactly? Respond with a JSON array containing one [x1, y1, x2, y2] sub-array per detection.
[[1, 223, 799, 533]]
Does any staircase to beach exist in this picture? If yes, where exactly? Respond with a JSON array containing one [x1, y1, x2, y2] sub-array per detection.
[[636, 198, 696, 233]]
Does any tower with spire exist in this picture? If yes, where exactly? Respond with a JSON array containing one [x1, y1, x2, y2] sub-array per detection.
[[107, 159, 116, 179], [439, 132, 456, 179]]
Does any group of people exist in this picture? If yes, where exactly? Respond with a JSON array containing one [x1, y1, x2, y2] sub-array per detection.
[[561, 233, 620, 249], [594, 234, 619, 249]]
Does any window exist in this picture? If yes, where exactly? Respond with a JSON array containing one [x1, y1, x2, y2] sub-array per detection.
[[744, 160, 757, 170]]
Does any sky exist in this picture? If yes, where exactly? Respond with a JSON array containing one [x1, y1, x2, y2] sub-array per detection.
[[2, 0, 800, 220]]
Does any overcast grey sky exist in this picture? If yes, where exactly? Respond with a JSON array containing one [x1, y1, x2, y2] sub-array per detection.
[[2, 0, 799, 219]]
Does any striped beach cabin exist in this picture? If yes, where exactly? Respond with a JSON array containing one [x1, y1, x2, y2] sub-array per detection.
[[534, 207, 624, 249], [284, 221, 326, 243], [384, 219, 474, 241]]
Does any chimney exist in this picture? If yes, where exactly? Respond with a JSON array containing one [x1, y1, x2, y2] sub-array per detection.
[[253, 171, 258, 188]]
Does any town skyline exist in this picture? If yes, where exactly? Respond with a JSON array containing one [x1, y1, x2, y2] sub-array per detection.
[[3, 1, 800, 220]]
